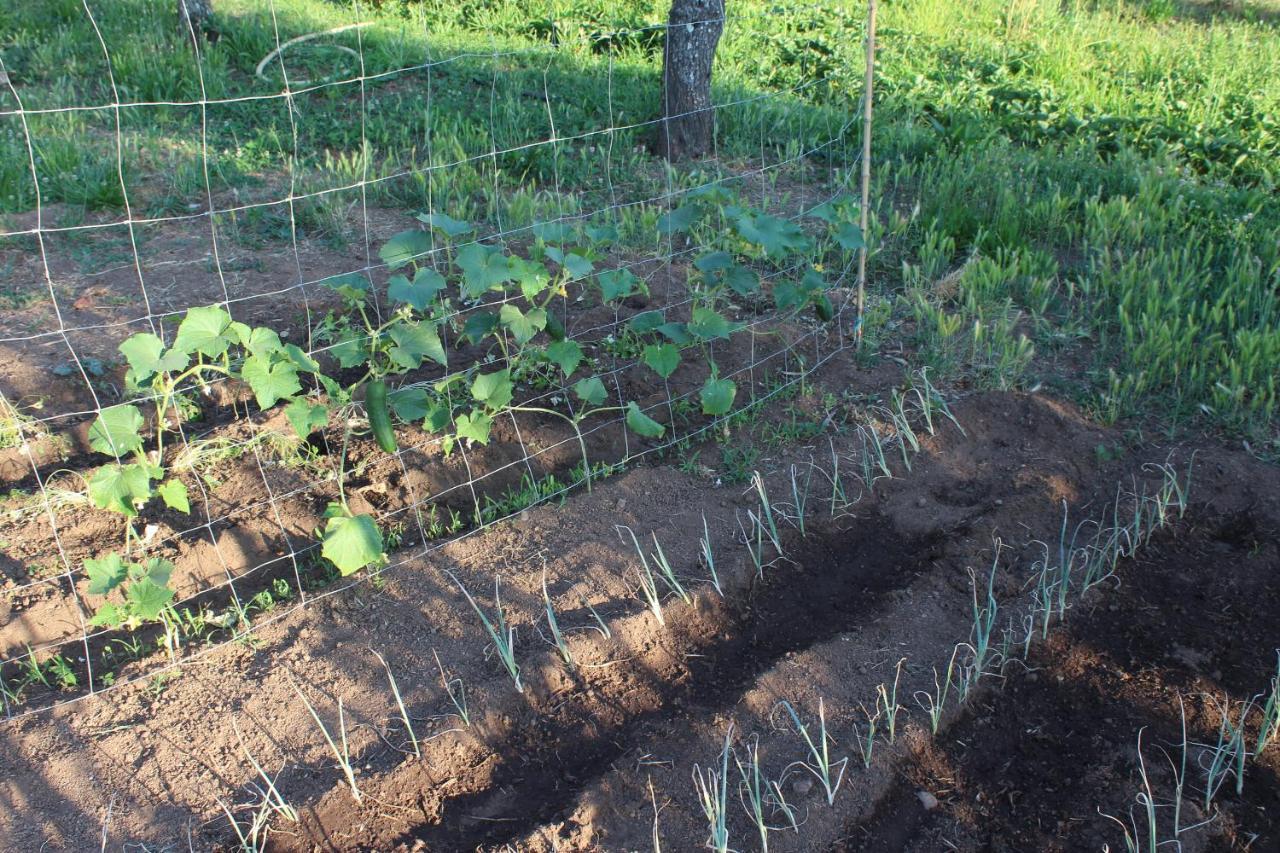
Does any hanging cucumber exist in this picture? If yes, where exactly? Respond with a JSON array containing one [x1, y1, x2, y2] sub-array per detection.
[[814, 293, 834, 322], [365, 379, 398, 453], [545, 311, 566, 341]]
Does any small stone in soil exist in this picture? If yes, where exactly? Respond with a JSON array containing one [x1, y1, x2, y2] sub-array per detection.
[[917, 790, 939, 811]]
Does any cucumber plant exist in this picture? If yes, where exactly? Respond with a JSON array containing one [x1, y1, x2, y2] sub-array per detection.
[[83, 305, 328, 635]]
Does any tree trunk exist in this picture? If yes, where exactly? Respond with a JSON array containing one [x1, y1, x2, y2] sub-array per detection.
[[656, 0, 725, 161], [178, 0, 215, 46]]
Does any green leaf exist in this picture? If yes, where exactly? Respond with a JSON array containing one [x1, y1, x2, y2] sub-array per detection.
[[422, 400, 452, 433], [244, 326, 286, 358], [656, 322, 692, 344], [471, 370, 513, 411], [800, 267, 828, 294], [329, 326, 368, 369], [322, 512, 384, 576], [85, 553, 128, 596], [735, 213, 811, 258], [285, 397, 329, 437], [456, 244, 515, 299], [724, 264, 760, 297], [688, 307, 738, 341], [499, 304, 547, 346], [545, 339, 584, 377], [808, 196, 852, 223], [598, 269, 644, 302], [388, 387, 431, 422], [416, 212, 473, 238], [772, 279, 806, 313], [319, 273, 372, 303], [574, 376, 608, 406], [455, 410, 493, 446], [88, 462, 156, 516], [561, 252, 595, 281], [694, 251, 734, 274], [642, 343, 681, 379], [461, 311, 499, 345], [509, 256, 552, 300], [283, 343, 319, 374], [157, 479, 189, 514], [657, 204, 699, 234], [139, 557, 173, 587], [701, 374, 737, 416], [585, 224, 618, 245], [388, 267, 447, 311], [173, 305, 235, 358], [687, 184, 736, 206], [88, 601, 124, 628], [629, 310, 666, 335], [834, 221, 865, 251], [380, 229, 433, 270], [532, 220, 576, 244], [625, 402, 665, 438], [126, 577, 175, 621], [388, 321, 447, 370], [119, 333, 187, 383], [88, 404, 144, 457], [240, 354, 302, 409]]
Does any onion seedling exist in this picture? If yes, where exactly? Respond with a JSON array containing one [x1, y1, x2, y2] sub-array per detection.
[[857, 424, 892, 485], [737, 736, 772, 852], [578, 594, 612, 639], [825, 436, 853, 516], [448, 571, 523, 692], [370, 648, 419, 758], [231, 719, 298, 824], [433, 649, 470, 726], [700, 513, 722, 596], [738, 509, 766, 578], [887, 394, 919, 471], [911, 368, 965, 437], [736, 735, 796, 852], [648, 776, 664, 853], [292, 682, 361, 802], [779, 698, 847, 805], [877, 659, 906, 743], [618, 526, 666, 626], [1202, 694, 1253, 807], [969, 557, 1000, 678], [692, 722, 734, 853], [217, 794, 275, 853], [1256, 652, 1280, 755], [853, 702, 880, 769], [649, 534, 692, 605], [914, 646, 960, 734], [541, 571, 574, 669], [783, 463, 814, 536], [1100, 727, 1161, 853], [750, 472, 782, 553]]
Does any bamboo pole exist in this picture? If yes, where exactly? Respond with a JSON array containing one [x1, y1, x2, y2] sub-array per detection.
[[855, 0, 877, 347]]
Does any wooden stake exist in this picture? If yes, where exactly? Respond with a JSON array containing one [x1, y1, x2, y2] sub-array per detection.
[[855, 0, 877, 347]]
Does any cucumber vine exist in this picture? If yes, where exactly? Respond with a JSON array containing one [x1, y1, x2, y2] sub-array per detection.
[[73, 192, 863, 659]]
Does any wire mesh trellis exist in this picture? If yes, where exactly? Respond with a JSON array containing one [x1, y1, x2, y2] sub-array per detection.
[[0, 0, 871, 721]]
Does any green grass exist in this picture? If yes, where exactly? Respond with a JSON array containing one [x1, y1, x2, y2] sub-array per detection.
[[1, 0, 1276, 440]]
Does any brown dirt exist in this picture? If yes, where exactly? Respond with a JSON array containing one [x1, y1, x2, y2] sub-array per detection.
[[3, 206, 1280, 853], [842, 509, 1280, 852], [1, 344, 1275, 853]]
